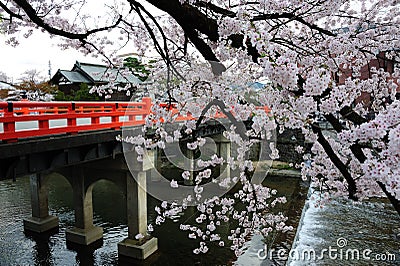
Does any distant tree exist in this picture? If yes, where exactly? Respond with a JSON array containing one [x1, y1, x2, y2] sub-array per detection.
[[0, 71, 9, 83], [17, 69, 54, 93], [16, 80, 56, 95], [0, 71, 15, 89], [0, 69, 56, 101], [14, 69, 56, 100], [19, 69, 43, 83], [0, 89, 9, 99], [123, 57, 153, 81], [0, 72, 18, 100]]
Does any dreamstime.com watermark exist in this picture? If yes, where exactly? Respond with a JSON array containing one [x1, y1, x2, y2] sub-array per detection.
[[257, 237, 398, 262]]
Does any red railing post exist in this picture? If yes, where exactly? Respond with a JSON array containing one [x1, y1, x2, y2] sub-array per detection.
[[21, 105, 29, 115], [39, 120, 49, 131], [142, 97, 152, 120], [122, 103, 132, 124], [90, 102, 100, 125], [3, 102, 15, 133], [128, 110, 136, 124], [111, 103, 120, 129], [112, 103, 119, 123], [91, 115, 100, 125], [67, 102, 77, 127]]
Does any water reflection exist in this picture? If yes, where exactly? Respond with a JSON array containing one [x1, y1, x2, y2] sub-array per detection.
[[1, 168, 399, 266], [25, 229, 59, 266], [66, 239, 103, 266]]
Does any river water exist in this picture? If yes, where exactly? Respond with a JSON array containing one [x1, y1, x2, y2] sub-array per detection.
[[288, 194, 400, 266], [0, 171, 305, 266], [0, 172, 398, 266]]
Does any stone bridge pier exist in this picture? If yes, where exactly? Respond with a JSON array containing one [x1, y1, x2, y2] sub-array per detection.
[[157, 133, 231, 185], [23, 153, 158, 260], [23, 173, 59, 233], [21, 132, 234, 261]]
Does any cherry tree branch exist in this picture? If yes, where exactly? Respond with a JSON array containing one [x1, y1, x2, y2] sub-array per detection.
[[252, 13, 335, 37], [377, 181, 400, 216], [0, 1, 23, 20], [11, 0, 123, 41]]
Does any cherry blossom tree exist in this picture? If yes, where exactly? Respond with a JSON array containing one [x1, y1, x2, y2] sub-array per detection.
[[0, 69, 55, 100], [0, 71, 12, 99], [1, 0, 399, 256], [0, 70, 12, 86]]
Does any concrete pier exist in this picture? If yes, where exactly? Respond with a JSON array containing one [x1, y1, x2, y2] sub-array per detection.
[[118, 171, 157, 260], [184, 148, 195, 185], [214, 134, 231, 180], [66, 169, 103, 245], [23, 174, 59, 233], [20, 138, 234, 260]]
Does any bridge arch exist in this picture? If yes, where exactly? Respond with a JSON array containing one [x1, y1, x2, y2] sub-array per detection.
[[90, 179, 127, 225], [22, 147, 157, 259], [46, 172, 74, 212]]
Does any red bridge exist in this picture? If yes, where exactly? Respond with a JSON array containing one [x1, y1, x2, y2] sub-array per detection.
[[0, 98, 269, 143], [0, 98, 194, 142], [0, 97, 267, 260], [0, 98, 155, 142], [0, 98, 270, 181]]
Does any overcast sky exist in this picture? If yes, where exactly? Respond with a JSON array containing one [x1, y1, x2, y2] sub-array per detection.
[[0, 31, 111, 83], [0, 0, 163, 83]]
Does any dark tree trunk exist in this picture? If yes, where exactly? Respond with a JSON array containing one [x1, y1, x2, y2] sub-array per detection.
[[377, 181, 400, 216], [324, 112, 400, 217], [312, 124, 358, 200]]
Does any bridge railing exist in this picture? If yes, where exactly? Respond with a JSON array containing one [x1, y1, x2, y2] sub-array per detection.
[[0, 98, 153, 142], [0, 98, 270, 142]]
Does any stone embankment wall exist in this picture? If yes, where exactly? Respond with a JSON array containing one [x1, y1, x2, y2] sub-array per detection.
[[249, 129, 309, 164], [276, 129, 309, 164]]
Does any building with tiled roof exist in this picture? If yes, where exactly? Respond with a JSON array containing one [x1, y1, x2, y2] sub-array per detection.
[[50, 61, 142, 101]]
